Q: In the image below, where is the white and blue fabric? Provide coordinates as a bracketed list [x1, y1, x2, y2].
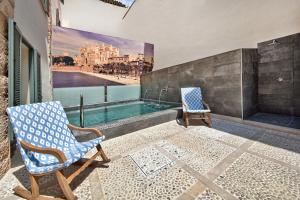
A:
[181, 87, 210, 113]
[7, 101, 104, 174]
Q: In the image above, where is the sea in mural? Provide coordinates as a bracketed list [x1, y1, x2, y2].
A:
[51, 26, 154, 88]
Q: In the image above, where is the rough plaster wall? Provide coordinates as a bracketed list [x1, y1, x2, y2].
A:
[14, 0, 52, 101]
[0, 0, 14, 179]
[61, 0, 300, 70]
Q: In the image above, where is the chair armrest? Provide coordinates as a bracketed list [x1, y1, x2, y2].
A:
[182, 102, 189, 111]
[202, 100, 210, 110]
[19, 140, 67, 163]
[67, 124, 104, 137]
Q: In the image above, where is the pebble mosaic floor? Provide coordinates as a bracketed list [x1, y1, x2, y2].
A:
[1, 118, 300, 200]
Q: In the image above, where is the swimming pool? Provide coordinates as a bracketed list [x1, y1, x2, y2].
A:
[66, 101, 178, 127]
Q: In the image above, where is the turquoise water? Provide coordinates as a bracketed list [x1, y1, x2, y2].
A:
[66, 101, 177, 127]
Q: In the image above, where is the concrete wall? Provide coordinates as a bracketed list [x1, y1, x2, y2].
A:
[141, 49, 245, 118]
[14, 0, 52, 101]
[61, 0, 124, 37]
[61, 0, 300, 70]
[0, 0, 14, 180]
[257, 33, 300, 116]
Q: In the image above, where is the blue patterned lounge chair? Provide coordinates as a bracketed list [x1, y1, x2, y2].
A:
[181, 87, 212, 127]
[6, 101, 110, 200]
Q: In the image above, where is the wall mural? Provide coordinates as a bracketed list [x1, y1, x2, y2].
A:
[52, 26, 154, 88]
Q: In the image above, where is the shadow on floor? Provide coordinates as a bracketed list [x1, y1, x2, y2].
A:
[176, 118, 208, 127]
[12, 164, 96, 198]
[246, 112, 300, 129]
[178, 116, 300, 155]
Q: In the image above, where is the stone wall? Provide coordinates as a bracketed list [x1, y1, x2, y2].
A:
[242, 49, 259, 118]
[294, 35, 300, 116]
[141, 49, 257, 118]
[0, 0, 14, 179]
[257, 33, 300, 116]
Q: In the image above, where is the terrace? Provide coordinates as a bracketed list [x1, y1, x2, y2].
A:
[0, 0, 299, 200]
[1, 119, 300, 199]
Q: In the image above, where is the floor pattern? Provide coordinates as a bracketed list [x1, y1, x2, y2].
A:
[1, 119, 300, 200]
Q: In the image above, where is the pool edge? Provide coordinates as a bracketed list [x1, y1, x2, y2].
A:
[74, 107, 182, 141]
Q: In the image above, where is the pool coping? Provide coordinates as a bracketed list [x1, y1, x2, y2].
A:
[73, 106, 182, 141]
[64, 99, 181, 111]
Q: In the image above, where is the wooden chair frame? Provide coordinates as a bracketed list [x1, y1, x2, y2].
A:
[182, 100, 212, 128]
[13, 125, 110, 200]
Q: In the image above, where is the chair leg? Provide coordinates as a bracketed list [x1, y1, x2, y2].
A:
[29, 174, 39, 199]
[96, 144, 111, 162]
[14, 172, 66, 200]
[55, 170, 77, 200]
[206, 113, 212, 127]
[183, 112, 189, 127]
[13, 186, 32, 200]
[13, 173, 40, 200]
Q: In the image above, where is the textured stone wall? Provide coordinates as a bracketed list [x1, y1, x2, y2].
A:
[294, 34, 300, 116]
[0, 0, 14, 179]
[242, 49, 259, 118]
[141, 49, 247, 118]
[257, 33, 300, 116]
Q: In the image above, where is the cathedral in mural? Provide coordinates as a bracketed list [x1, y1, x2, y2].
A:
[52, 26, 154, 88]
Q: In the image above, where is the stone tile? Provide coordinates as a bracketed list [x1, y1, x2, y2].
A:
[195, 188, 224, 200]
[248, 133, 300, 168]
[184, 181, 206, 198]
[2, 119, 300, 200]
[99, 132, 147, 158]
[129, 146, 173, 176]
[0, 167, 24, 199]
[97, 157, 197, 200]
[215, 153, 300, 200]
[140, 120, 184, 142]
[164, 133, 235, 175]
[211, 119, 258, 146]
[187, 126, 248, 147]
[0, 165, 93, 200]
[156, 140, 191, 159]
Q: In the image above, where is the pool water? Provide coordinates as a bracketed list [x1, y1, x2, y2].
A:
[66, 101, 177, 127]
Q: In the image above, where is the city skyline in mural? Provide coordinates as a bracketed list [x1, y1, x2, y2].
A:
[52, 26, 154, 88]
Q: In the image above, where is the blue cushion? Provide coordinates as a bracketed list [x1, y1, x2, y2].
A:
[7, 101, 103, 174]
[181, 87, 205, 112]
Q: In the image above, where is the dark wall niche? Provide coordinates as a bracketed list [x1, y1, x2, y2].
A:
[257, 33, 300, 116]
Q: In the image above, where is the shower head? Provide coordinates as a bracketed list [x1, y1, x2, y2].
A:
[268, 39, 280, 46]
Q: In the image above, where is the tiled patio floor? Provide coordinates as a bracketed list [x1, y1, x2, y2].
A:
[1, 118, 300, 200]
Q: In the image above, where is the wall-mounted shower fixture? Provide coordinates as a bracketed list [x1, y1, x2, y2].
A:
[268, 39, 280, 46]
[143, 89, 152, 100]
[277, 77, 283, 82]
[158, 87, 168, 104]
